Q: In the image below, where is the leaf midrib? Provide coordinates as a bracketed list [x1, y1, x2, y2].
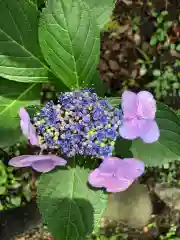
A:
[59, 1, 80, 88]
[27, 0, 37, 8]
[0, 83, 37, 117]
[0, 28, 51, 74]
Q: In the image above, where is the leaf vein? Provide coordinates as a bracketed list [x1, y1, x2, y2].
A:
[0, 83, 37, 117]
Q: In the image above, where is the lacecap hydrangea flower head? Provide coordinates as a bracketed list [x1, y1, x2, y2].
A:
[9, 89, 160, 192]
[33, 89, 122, 157]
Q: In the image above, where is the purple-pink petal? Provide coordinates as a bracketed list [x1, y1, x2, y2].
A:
[88, 169, 105, 188]
[19, 108, 31, 137]
[46, 155, 67, 166]
[32, 160, 55, 172]
[105, 178, 133, 192]
[140, 120, 160, 143]
[9, 154, 67, 172]
[9, 155, 33, 167]
[19, 108, 39, 146]
[119, 119, 147, 140]
[20, 120, 30, 137]
[99, 156, 120, 174]
[117, 158, 145, 180]
[121, 90, 137, 119]
[29, 124, 39, 146]
[119, 120, 139, 140]
[137, 91, 156, 119]
[19, 108, 30, 122]
[120, 118, 160, 143]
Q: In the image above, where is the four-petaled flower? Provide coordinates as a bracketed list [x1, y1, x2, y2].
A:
[88, 157, 144, 192]
[119, 90, 160, 143]
[9, 155, 67, 172]
[19, 108, 39, 146]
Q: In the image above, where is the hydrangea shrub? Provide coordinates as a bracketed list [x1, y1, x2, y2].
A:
[0, 0, 180, 239]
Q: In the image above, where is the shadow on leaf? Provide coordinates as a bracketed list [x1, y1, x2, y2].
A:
[38, 197, 94, 240]
[114, 137, 133, 158]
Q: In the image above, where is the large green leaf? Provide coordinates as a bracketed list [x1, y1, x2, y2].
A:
[31, 0, 37, 5]
[88, 71, 105, 97]
[83, 0, 116, 28]
[39, 0, 100, 89]
[38, 0, 45, 8]
[0, 78, 40, 148]
[0, 0, 51, 82]
[117, 102, 180, 166]
[37, 161, 107, 240]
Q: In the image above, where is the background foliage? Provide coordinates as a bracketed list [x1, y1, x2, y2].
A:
[0, 0, 180, 239]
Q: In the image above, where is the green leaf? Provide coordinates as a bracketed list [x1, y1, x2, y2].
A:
[170, 44, 176, 50]
[163, 21, 172, 29]
[11, 182, 22, 189]
[25, 105, 43, 119]
[0, 0, 51, 82]
[107, 97, 121, 107]
[157, 29, 165, 42]
[11, 196, 21, 206]
[0, 78, 40, 148]
[0, 201, 3, 210]
[31, 0, 37, 4]
[157, 16, 164, 24]
[152, 11, 158, 17]
[150, 36, 157, 46]
[23, 184, 32, 202]
[0, 186, 6, 195]
[37, 0, 45, 9]
[89, 71, 105, 97]
[83, 0, 116, 28]
[153, 69, 161, 77]
[130, 102, 180, 166]
[114, 137, 133, 158]
[39, 0, 100, 89]
[0, 161, 7, 185]
[37, 163, 107, 239]
[161, 10, 168, 17]
[176, 44, 180, 51]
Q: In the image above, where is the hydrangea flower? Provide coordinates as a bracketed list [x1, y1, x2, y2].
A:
[19, 108, 39, 146]
[119, 90, 160, 143]
[88, 157, 144, 192]
[9, 155, 67, 172]
[33, 89, 122, 157]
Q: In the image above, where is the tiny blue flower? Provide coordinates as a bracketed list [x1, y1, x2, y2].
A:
[33, 89, 122, 157]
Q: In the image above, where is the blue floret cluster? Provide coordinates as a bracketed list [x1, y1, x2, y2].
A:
[33, 89, 122, 157]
